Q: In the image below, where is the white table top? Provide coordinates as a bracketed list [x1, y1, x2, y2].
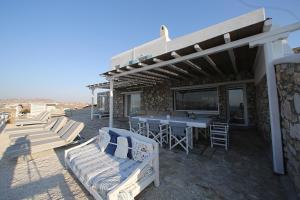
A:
[132, 115, 212, 128]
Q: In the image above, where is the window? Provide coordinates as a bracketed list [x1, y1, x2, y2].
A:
[125, 93, 141, 116]
[174, 88, 219, 113]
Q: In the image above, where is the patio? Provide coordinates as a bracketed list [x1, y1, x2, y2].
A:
[0, 108, 285, 199]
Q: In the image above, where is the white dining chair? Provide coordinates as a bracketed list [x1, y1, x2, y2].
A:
[169, 122, 193, 155]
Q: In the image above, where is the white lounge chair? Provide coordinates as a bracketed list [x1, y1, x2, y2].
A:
[65, 127, 159, 200]
[15, 111, 50, 126]
[5, 118, 84, 157]
[5, 117, 59, 134]
[8, 117, 68, 141]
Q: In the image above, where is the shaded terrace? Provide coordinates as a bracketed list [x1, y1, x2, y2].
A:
[0, 108, 286, 199]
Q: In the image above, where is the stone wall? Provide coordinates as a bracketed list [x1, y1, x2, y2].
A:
[112, 78, 257, 127]
[255, 76, 271, 142]
[275, 62, 300, 193]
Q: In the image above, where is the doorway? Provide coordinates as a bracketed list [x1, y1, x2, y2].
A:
[227, 86, 248, 126]
[124, 92, 141, 117]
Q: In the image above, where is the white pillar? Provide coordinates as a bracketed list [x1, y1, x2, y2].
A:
[91, 88, 95, 120]
[264, 42, 284, 174]
[109, 79, 114, 128]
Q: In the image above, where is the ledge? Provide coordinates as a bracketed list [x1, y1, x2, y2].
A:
[273, 54, 300, 65]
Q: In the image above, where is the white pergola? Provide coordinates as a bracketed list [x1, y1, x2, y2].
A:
[88, 21, 300, 175]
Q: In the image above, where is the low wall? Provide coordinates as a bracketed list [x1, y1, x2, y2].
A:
[275, 57, 300, 193]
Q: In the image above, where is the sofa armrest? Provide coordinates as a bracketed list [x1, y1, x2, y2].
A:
[107, 153, 157, 200]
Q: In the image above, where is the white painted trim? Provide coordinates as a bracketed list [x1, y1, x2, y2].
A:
[90, 88, 95, 120]
[224, 33, 238, 74]
[109, 79, 114, 128]
[264, 42, 284, 174]
[170, 79, 254, 90]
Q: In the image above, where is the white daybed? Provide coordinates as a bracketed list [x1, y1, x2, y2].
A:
[65, 127, 159, 200]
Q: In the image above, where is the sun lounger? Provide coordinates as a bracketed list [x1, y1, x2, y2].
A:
[5, 117, 59, 134]
[15, 111, 51, 126]
[4, 118, 84, 157]
[65, 127, 159, 200]
[8, 117, 67, 139]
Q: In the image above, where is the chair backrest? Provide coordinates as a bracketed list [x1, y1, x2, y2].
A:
[210, 122, 229, 133]
[57, 120, 76, 137]
[35, 111, 46, 120]
[44, 118, 58, 130]
[129, 118, 140, 130]
[147, 119, 160, 133]
[169, 122, 187, 137]
[40, 112, 50, 121]
[61, 122, 84, 142]
[51, 117, 68, 133]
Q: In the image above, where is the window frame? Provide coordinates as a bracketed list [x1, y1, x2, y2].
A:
[173, 87, 220, 114]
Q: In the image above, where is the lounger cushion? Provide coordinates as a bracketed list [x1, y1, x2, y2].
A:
[131, 137, 153, 162]
[66, 143, 153, 199]
[98, 129, 110, 152]
[114, 137, 128, 159]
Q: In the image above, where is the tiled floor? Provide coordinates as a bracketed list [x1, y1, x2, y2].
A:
[0, 108, 285, 199]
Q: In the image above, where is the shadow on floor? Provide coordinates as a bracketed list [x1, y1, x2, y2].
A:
[0, 137, 76, 200]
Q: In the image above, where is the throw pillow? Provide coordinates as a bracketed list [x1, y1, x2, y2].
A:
[114, 137, 128, 159]
[132, 137, 153, 161]
[98, 129, 110, 152]
[104, 130, 119, 155]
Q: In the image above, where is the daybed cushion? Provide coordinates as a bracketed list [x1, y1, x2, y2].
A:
[66, 143, 153, 199]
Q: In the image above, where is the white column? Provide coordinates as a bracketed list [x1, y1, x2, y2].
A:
[264, 42, 284, 174]
[109, 79, 114, 128]
[90, 88, 95, 120]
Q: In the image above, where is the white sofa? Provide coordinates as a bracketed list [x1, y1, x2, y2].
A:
[65, 127, 159, 200]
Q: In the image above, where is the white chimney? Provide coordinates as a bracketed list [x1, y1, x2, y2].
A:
[160, 25, 170, 41]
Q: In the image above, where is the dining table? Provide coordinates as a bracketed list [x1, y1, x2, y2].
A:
[132, 115, 212, 139]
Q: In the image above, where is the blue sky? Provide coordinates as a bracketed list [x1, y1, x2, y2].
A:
[0, 0, 299, 103]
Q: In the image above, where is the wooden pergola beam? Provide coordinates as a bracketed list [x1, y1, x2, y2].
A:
[224, 33, 238, 74]
[153, 58, 197, 79]
[171, 51, 210, 77]
[194, 44, 224, 77]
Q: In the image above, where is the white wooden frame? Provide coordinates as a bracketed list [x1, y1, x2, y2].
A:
[65, 127, 160, 200]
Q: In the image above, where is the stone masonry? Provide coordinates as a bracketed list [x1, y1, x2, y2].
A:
[112, 77, 257, 127]
[275, 61, 300, 194]
[255, 76, 271, 142]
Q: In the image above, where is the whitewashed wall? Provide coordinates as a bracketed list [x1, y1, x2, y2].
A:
[30, 104, 46, 116]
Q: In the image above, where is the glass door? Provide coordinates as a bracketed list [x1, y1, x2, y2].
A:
[125, 93, 141, 116]
[227, 87, 247, 126]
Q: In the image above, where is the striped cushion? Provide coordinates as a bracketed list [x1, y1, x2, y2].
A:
[66, 142, 153, 199]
